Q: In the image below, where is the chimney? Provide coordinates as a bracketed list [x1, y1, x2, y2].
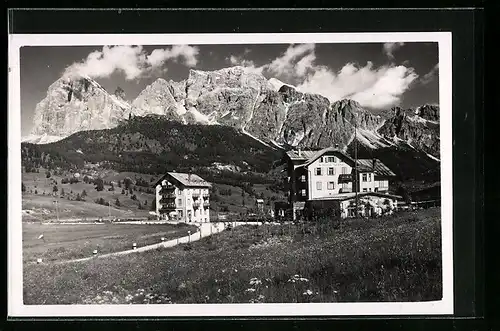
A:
[335, 144, 339, 149]
[297, 147, 301, 157]
[372, 158, 376, 169]
[188, 173, 192, 182]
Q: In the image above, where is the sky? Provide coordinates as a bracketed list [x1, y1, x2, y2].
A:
[20, 42, 439, 136]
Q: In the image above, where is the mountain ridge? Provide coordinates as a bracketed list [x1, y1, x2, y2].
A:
[26, 66, 440, 159]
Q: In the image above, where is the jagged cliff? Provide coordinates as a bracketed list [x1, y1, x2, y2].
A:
[25, 66, 440, 159]
[27, 75, 130, 141]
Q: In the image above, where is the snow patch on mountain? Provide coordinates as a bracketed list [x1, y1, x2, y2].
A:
[426, 153, 440, 162]
[242, 128, 274, 149]
[22, 134, 65, 144]
[268, 77, 295, 91]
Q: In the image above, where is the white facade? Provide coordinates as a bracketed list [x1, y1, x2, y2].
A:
[307, 154, 353, 199]
[156, 178, 210, 223]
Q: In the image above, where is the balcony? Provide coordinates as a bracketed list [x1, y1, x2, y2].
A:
[203, 201, 210, 207]
[193, 201, 201, 208]
[161, 192, 176, 199]
[160, 185, 175, 194]
[202, 193, 210, 199]
[338, 174, 352, 183]
[192, 192, 200, 199]
[159, 203, 176, 212]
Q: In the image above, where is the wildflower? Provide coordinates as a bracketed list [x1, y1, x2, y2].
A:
[205, 295, 210, 300]
[234, 268, 238, 272]
[245, 288, 256, 293]
[303, 290, 313, 296]
[217, 288, 221, 293]
[249, 278, 262, 286]
[258, 295, 265, 300]
[125, 294, 134, 301]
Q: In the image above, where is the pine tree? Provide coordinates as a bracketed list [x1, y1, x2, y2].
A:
[76, 193, 82, 201]
[82, 190, 87, 197]
[52, 185, 58, 193]
[115, 198, 121, 207]
[94, 178, 104, 191]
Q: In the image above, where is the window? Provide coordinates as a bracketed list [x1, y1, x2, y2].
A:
[327, 182, 335, 190]
[177, 199, 183, 206]
[300, 175, 306, 182]
[316, 182, 322, 190]
[328, 167, 335, 175]
[327, 156, 335, 163]
[301, 189, 306, 196]
[342, 167, 348, 174]
[368, 174, 372, 182]
[369, 188, 372, 192]
[315, 168, 322, 176]
[342, 183, 349, 189]
[375, 188, 379, 192]
[320, 157, 324, 163]
[363, 188, 368, 192]
[362, 174, 368, 182]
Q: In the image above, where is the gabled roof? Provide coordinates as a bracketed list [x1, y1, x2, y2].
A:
[286, 147, 355, 167]
[153, 172, 212, 188]
[286, 150, 320, 161]
[356, 159, 396, 177]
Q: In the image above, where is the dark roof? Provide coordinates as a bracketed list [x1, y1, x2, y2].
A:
[286, 147, 355, 167]
[153, 172, 211, 188]
[356, 159, 396, 177]
[286, 150, 320, 161]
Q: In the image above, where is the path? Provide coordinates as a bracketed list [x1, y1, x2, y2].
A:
[57, 222, 230, 264]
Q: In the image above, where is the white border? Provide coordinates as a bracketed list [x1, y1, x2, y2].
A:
[8, 32, 453, 317]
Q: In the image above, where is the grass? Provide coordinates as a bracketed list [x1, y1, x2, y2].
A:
[23, 208, 442, 305]
[23, 223, 198, 263]
[22, 169, 155, 221]
[22, 169, 280, 222]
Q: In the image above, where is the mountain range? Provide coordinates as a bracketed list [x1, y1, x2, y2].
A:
[23, 66, 440, 159]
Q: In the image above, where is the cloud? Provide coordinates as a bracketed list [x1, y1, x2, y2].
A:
[63, 44, 199, 80]
[228, 43, 419, 109]
[383, 42, 405, 60]
[227, 55, 266, 74]
[267, 44, 315, 77]
[296, 62, 419, 109]
[228, 44, 316, 78]
[420, 63, 439, 85]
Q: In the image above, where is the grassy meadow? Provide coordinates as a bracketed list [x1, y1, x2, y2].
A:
[23, 208, 442, 305]
[23, 223, 198, 263]
[22, 168, 280, 222]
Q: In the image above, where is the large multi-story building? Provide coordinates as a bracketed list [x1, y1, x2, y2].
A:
[153, 172, 211, 223]
[285, 147, 400, 219]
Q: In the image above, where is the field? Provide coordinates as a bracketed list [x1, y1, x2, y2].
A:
[23, 223, 199, 263]
[23, 208, 442, 305]
[22, 168, 284, 222]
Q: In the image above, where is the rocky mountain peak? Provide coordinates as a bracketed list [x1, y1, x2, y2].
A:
[114, 86, 126, 100]
[415, 104, 439, 122]
[29, 74, 130, 138]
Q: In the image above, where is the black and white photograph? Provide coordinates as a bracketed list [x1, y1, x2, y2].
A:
[8, 32, 453, 316]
